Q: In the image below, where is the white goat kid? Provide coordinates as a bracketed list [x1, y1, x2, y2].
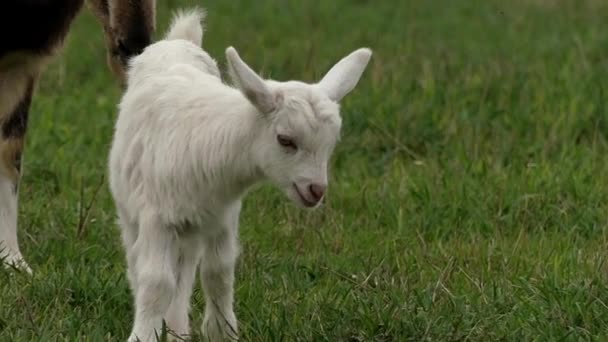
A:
[109, 8, 372, 342]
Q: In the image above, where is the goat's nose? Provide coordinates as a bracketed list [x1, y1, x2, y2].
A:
[309, 183, 327, 202]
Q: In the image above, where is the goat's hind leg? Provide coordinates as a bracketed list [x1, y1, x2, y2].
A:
[0, 75, 35, 274]
[86, 0, 156, 84]
[165, 235, 201, 340]
[128, 210, 179, 342]
[117, 210, 138, 292]
[200, 231, 239, 341]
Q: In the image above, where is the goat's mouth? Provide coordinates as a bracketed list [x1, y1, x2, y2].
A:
[293, 184, 317, 208]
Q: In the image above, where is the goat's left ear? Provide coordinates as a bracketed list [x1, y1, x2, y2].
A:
[317, 48, 372, 102]
[226, 47, 279, 114]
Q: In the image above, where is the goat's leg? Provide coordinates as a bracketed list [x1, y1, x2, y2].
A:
[200, 231, 239, 341]
[0, 74, 36, 274]
[86, 0, 156, 84]
[164, 238, 201, 340]
[128, 210, 179, 342]
[117, 210, 138, 293]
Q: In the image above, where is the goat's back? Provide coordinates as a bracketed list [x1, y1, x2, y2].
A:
[127, 40, 220, 86]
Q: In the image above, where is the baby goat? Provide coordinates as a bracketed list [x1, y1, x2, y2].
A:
[109, 8, 371, 342]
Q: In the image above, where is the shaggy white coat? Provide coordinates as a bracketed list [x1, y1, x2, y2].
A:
[109, 8, 371, 342]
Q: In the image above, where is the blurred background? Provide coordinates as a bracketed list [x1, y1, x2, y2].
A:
[1, 0, 608, 340]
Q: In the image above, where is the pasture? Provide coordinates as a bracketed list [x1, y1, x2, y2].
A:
[2, 0, 608, 340]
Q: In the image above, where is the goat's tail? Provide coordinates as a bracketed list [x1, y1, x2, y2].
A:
[165, 7, 205, 46]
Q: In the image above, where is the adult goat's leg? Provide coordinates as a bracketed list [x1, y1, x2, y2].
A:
[86, 0, 156, 84]
[0, 72, 36, 273]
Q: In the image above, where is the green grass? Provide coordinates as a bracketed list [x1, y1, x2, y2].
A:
[2, 0, 608, 340]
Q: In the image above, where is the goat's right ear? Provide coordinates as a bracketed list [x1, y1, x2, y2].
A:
[317, 48, 372, 102]
[226, 47, 278, 114]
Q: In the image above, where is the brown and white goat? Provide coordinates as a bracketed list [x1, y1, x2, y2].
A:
[0, 0, 156, 272]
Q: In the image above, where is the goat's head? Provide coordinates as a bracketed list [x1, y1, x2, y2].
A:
[226, 47, 372, 209]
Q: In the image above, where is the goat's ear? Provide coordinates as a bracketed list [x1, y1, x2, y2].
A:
[226, 47, 278, 114]
[317, 48, 372, 102]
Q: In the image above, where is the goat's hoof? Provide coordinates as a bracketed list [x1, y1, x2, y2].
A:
[202, 313, 238, 341]
[1, 251, 32, 274]
[127, 333, 143, 342]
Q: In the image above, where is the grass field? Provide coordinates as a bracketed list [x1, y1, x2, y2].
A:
[2, 0, 608, 340]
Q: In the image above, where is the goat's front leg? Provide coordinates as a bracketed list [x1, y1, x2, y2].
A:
[200, 231, 239, 341]
[0, 74, 36, 274]
[128, 211, 179, 342]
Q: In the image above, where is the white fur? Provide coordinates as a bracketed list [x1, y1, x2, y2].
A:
[0, 171, 29, 273]
[109, 8, 371, 342]
[164, 7, 205, 44]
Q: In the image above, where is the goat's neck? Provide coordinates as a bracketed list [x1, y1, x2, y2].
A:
[194, 101, 265, 200]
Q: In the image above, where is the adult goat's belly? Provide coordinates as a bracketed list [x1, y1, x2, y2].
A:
[0, 0, 85, 59]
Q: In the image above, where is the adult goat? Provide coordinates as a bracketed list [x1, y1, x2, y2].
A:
[0, 0, 156, 272]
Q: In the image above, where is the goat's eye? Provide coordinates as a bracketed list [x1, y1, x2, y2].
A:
[277, 135, 297, 150]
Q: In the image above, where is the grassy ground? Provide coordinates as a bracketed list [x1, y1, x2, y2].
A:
[2, 0, 608, 340]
